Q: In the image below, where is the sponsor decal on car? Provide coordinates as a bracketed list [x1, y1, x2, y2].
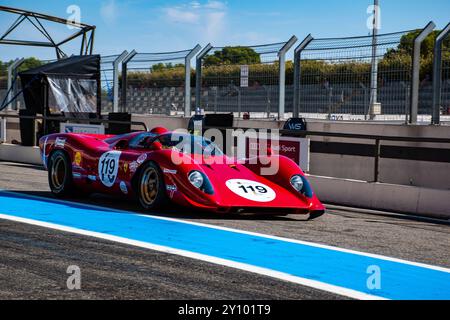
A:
[88, 175, 96, 182]
[137, 154, 147, 164]
[123, 162, 129, 173]
[225, 179, 276, 202]
[166, 184, 177, 198]
[73, 172, 82, 179]
[120, 181, 128, 195]
[98, 151, 122, 187]
[74, 152, 82, 166]
[55, 137, 66, 148]
[163, 168, 177, 175]
[129, 161, 139, 173]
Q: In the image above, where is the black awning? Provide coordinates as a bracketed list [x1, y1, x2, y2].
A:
[19, 55, 101, 115]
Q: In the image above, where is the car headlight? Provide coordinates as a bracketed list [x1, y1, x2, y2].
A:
[290, 175, 304, 192]
[188, 171, 204, 189]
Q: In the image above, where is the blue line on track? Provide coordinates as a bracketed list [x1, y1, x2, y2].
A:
[0, 190, 449, 300]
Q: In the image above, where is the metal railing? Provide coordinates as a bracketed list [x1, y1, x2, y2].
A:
[121, 46, 201, 117]
[432, 23, 450, 124]
[2, 22, 450, 124]
[0, 113, 148, 144]
[293, 30, 421, 121]
[195, 37, 297, 119]
[100, 53, 127, 113]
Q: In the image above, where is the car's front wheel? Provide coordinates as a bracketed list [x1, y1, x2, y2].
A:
[48, 150, 76, 197]
[137, 162, 168, 210]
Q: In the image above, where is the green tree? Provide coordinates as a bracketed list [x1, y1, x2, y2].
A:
[204, 46, 261, 66]
[0, 57, 43, 77]
[17, 57, 43, 72]
[388, 30, 450, 58]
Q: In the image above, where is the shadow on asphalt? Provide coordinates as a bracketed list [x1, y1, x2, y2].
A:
[8, 190, 304, 222]
[0, 162, 45, 171]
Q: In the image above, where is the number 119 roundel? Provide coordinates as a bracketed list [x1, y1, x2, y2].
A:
[39, 128, 325, 219]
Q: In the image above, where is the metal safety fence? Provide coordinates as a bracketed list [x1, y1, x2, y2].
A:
[100, 54, 120, 112]
[431, 23, 450, 124]
[195, 37, 296, 119]
[2, 21, 450, 124]
[440, 32, 450, 115]
[294, 30, 418, 120]
[121, 46, 200, 115]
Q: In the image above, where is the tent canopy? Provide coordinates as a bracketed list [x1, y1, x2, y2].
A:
[19, 55, 101, 115]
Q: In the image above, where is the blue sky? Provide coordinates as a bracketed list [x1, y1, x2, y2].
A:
[1, 0, 449, 61]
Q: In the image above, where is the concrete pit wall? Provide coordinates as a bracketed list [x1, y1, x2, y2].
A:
[2, 114, 450, 190]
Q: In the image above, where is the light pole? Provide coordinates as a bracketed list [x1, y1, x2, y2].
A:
[369, 0, 380, 119]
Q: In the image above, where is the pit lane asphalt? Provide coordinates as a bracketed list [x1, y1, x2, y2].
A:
[0, 161, 448, 299]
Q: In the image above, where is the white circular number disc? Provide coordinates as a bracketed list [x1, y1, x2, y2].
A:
[226, 179, 276, 202]
[98, 151, 121, 187]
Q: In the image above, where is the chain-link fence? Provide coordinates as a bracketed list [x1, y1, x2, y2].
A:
[296, 30, 419, 120]
[198, 42, 289, 118]
[100, 54, 118, 112]
[123, 49, 194, 115]
[0, 77, 6, 108]
[442, 39, 450, 115]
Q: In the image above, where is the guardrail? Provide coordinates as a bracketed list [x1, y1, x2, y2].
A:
[204, 125, 450, 183]
[0, 113, 149, 144]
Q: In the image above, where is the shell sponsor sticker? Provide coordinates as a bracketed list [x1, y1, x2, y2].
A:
[74, 152, 82, 166]
[225, 179, 276, 202]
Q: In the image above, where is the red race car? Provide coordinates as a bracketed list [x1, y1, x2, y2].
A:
[39, 128, 325, 219]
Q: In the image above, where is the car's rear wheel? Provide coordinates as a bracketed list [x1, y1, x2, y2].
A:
[48, 150, 76, 197]
[137, 162, 168, 210]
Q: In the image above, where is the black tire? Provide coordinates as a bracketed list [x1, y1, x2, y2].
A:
[137, 162, 168, 210]
[48, 150, 76, 197]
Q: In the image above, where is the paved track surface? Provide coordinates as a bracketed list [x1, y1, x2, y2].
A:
[0, 161, 448, 300]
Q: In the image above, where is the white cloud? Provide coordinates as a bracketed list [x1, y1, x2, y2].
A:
[163, 1, 227, 41]
[100, 0, 119, 25]
[166, 8, 199, 24]
[204, 1, 227, 10]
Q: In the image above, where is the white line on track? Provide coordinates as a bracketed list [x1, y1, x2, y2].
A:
[0, 213, 384, 300]
[2, 190, 449, 275]
[1, 190, 449, 300]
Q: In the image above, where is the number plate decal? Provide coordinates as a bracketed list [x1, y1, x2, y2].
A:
[98, 151, 122, 187]
[225, 179, 276, 202]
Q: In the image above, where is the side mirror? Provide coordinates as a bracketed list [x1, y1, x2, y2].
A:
[150, 141, 163, 151]
[114, 139, 129, 150]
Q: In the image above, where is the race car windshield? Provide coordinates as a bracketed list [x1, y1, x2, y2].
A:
[157, 133, 224, 156]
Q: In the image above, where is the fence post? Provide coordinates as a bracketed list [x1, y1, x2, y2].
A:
[121, 50, 137, 113]
[184, 44, 202, 117]
[7, 58, 24, 111]
[278, 36, 297, 120]
[195, 44, 213, 112]
[293, 34, 313, 118]
[409, 21, 435, 124]
[112, 51, 128, 113]
[369, 0, 381, 119]
[432, 22, 450, 125]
